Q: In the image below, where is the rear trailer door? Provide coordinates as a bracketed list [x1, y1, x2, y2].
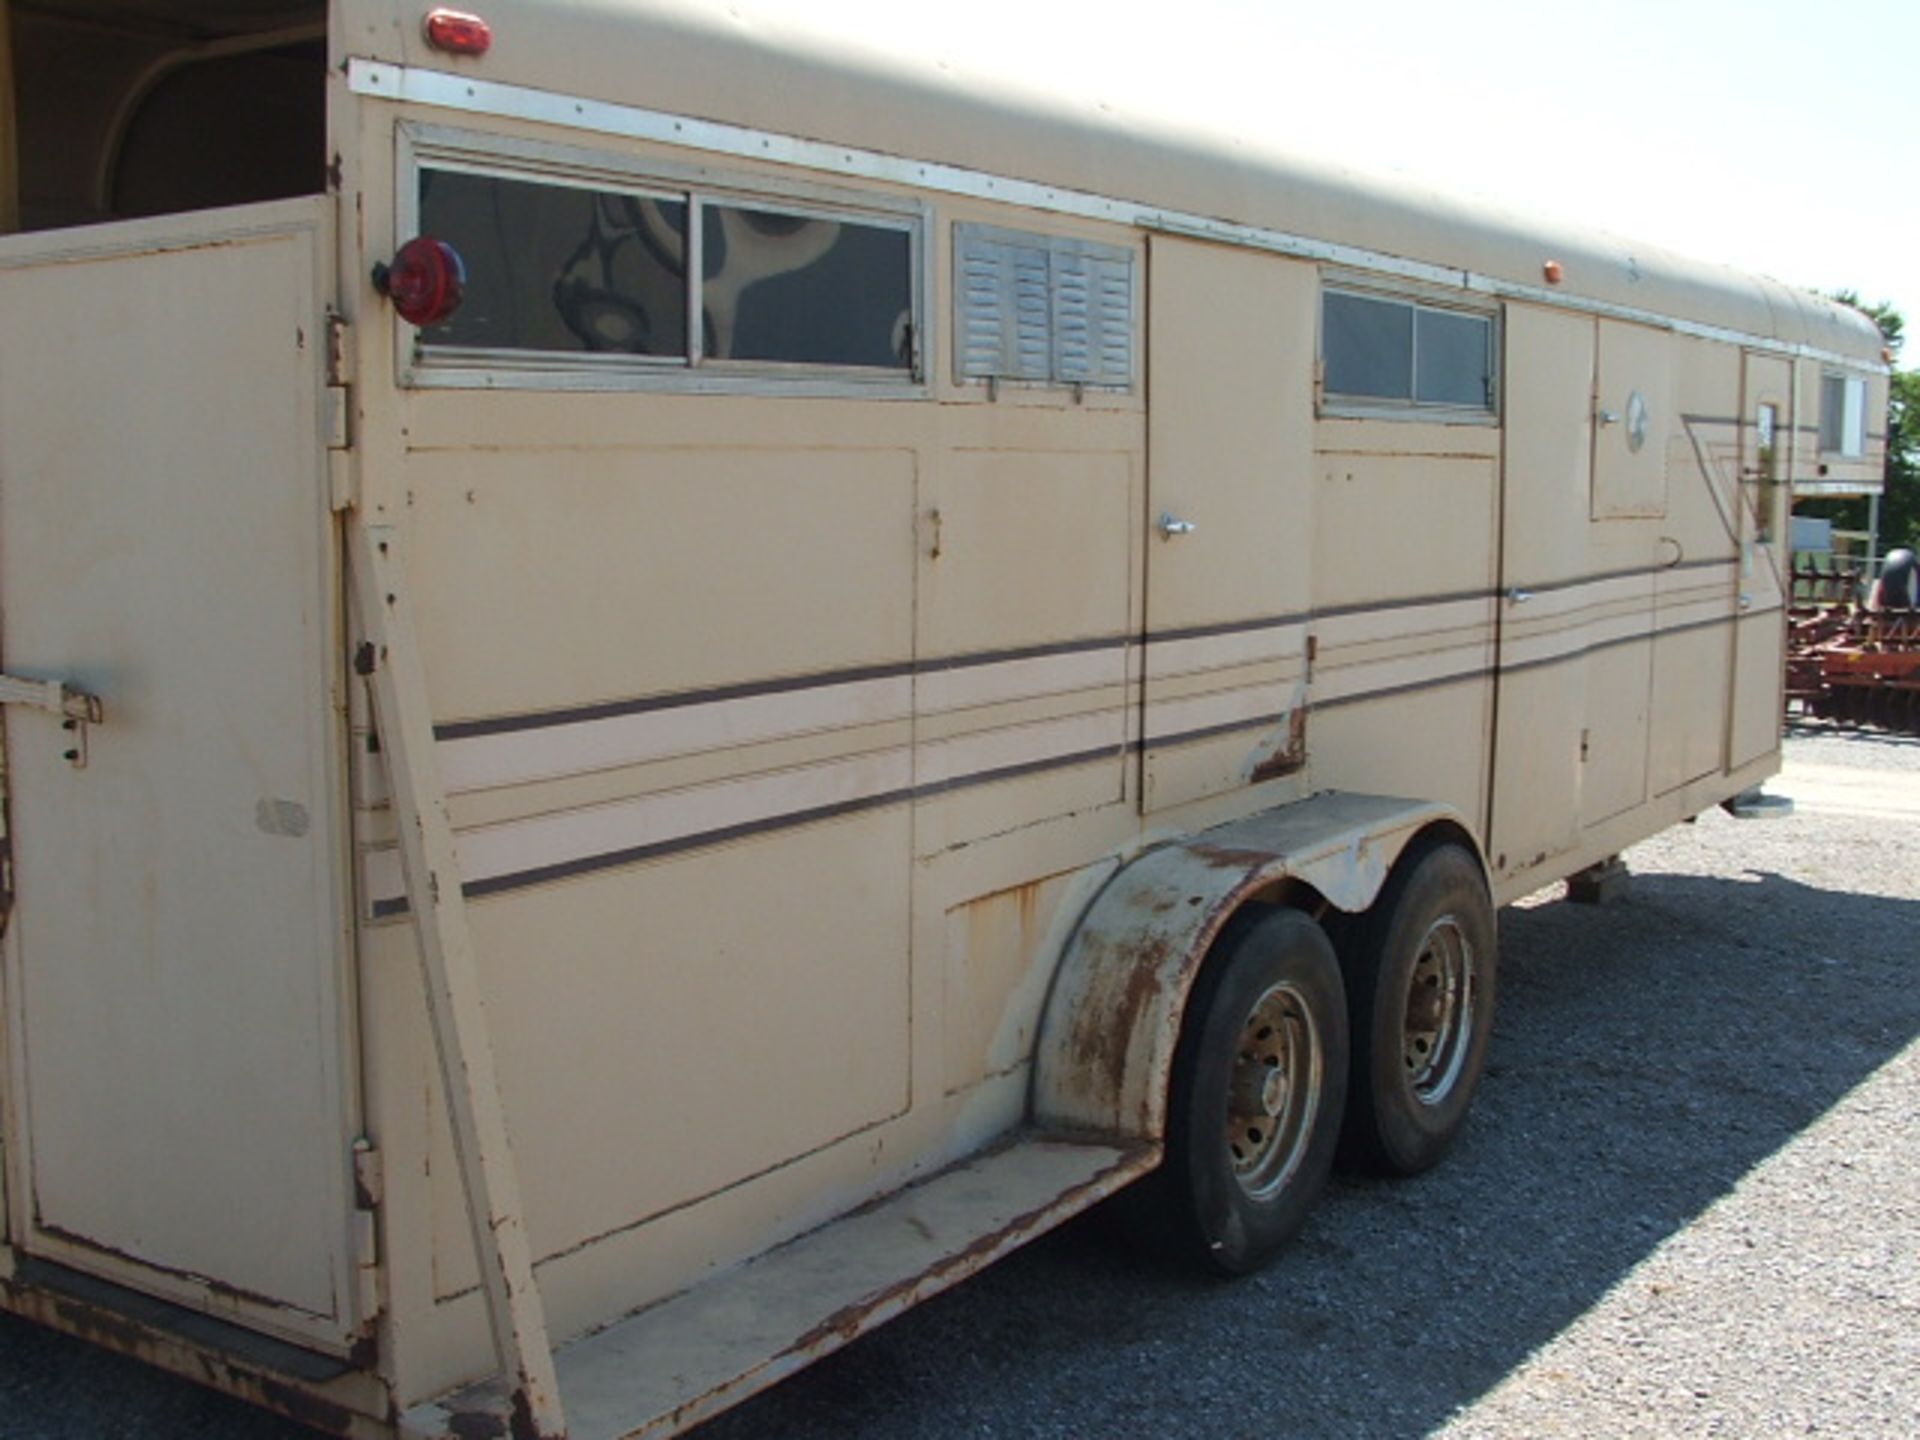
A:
[0, 199, 359, 1349]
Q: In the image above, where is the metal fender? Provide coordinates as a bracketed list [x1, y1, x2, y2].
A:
[1032, 792, 1480, 1140]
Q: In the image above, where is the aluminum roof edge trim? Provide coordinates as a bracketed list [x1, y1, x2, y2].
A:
[346, 59, 1888, 378]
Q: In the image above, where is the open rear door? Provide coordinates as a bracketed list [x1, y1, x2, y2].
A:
[0, 199, 358, 1350]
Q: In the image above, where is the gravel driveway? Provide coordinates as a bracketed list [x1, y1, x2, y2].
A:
[4, 723, 1916, 1439]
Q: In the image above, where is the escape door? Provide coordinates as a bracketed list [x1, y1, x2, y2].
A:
[1487, 305, 1592, 879]
[0, 200, 359, 1349]
[1141, 236, 1315, 813]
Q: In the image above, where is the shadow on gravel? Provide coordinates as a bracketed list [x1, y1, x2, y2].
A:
[3, 867, 1914, 1440]
[698, 865, 1920, 1440]
[1786, 716, 1920, 748]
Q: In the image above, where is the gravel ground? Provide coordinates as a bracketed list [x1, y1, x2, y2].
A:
[3, 722, 1916, 1439]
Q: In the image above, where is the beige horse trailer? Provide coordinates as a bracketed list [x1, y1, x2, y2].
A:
[0, 3, 1889, 1436]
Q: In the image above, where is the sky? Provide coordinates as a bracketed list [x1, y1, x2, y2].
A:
[811, 0, 1918, 368]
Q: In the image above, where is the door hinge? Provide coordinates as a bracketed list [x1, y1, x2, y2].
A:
[352, 1135, 384, 1210]
[326, 312, 354, 387]
[324, 383, 351, 451]
[0, 674, 103, 769]
[328, 450, 356, 514]
[325, 313, 357, 512]
[351, 1136, 385, 1318]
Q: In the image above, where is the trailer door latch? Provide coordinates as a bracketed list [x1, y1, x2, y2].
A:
[0, 674, 104, 769]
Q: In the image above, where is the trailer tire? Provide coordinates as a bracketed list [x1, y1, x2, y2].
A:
[1156, 906, 1348, 1275]
[1337, 840, 1496, 1176]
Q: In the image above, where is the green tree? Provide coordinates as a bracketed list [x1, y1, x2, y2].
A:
[1796, 296, 1917, 553]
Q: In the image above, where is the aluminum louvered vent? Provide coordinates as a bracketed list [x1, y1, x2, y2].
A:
[956, 224, 1134, 389]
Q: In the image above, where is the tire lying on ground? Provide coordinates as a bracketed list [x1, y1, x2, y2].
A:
[1336, 839, 1498, 1176]
[1151, 905, 1350, 1275]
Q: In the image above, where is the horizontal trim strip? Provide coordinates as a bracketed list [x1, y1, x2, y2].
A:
[1313, 634, 1494, 703]
[434, 635, 1128, 742]
[1147, 710, 1290, 750]
[373, 601, 1775, 914]
[1500, 608, 1757, 679]
[374, 731, 1129, 915]
[1144, 611, 1310, 646]
[379, 740, 1138, 915]
[347, 61, 1885, 376]
[1315, 662, 1487, 711]
[429, 559, 1736, 747]
[372, 784, 913, 917]
[1315, 601, 1774, 711]
[1145, 682, 1299, 744]
[434, 659, 916, 740]
[440, 675, 911, 794]
[1501, 554, 1731, 600]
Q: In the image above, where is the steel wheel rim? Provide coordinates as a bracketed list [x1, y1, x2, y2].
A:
[1225, 981, 1322, 1199]
[1403, 915, 1474, 1105]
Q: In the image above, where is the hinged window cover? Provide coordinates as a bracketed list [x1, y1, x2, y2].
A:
[955, 223, 1135, 390]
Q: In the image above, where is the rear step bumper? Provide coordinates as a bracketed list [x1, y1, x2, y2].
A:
[402, 1134, 1160, 1440]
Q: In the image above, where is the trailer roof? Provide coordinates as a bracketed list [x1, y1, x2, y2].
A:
[345, 0, 1883, 366]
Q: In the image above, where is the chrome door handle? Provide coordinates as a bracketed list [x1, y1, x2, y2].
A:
[1598, 409, 1620, 426]
[1507, 587, 1535, 604]
[1158, 512, 1197, 539]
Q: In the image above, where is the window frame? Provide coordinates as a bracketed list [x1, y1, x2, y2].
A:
[396, 123, 932, 398]
[1818, 369, 1869, 459]
[1317, 279, 1500, 425]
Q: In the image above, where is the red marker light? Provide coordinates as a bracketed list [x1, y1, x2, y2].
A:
[424, 9, 492, 56]
[375, 236, 466, 327]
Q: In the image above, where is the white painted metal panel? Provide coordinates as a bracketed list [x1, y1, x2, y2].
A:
[0, 200, 355, 1344]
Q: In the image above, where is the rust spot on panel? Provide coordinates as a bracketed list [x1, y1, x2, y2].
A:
[788, 1155, 1142, 1359]
[2, 1284, 361, 1437]
[1186, 844, 1281, 872]
[1068, 929, 1178, 1111]
[508, 1389, 565, 1440]
[1248, 708, 1309, 784]
[346, 1329, 379, 1371]
[1015, 877, 1040, 933]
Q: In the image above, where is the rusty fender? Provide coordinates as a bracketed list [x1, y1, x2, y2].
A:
[1032, 792, 1480, 1139]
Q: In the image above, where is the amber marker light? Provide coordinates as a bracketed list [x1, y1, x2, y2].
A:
[1543, 260, 1565, 285]
[424, 8, 493, 56]
[373, 237, 467, 328]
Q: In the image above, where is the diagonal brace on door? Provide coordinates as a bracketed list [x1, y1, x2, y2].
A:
[349, 521, 569, 1440]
